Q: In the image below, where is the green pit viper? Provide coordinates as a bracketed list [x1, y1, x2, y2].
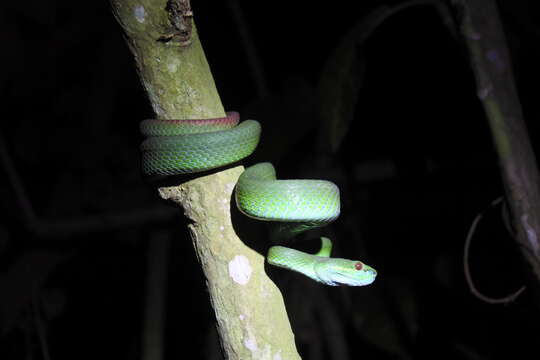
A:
[141, 111, 376, 286]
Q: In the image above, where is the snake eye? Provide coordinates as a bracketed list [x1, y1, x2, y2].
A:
[354, 262, 363, 270]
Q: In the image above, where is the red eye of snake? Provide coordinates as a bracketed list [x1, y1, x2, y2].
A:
[354, 262, 363, 270]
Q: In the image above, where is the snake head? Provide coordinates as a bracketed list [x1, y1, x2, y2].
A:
[313, 258, 377, 286]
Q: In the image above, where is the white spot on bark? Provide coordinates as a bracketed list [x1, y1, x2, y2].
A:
[134, 6, 146, 23]
[183, 86, 198, 98]
[229, 255, 252, 285]
[261, 345, 272, 358]
[219, 197, 230, 212]
[239, 314, 245, 321]
[220, 226, 225, 231]
[522, 214, 539, 253]
[167, 61, 178, 73]
[244, 333, 258, 351]
[243, 324, 274, 358]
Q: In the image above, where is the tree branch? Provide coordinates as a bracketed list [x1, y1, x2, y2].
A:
[452, 0, 540, 289]
[109, 1, 301, 358]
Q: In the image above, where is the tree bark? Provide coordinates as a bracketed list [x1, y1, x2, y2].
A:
[452, 0, 540, 288]
[109, 1, 301, 358]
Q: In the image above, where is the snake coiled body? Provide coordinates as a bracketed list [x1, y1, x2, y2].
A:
[141, 112, 376, 286]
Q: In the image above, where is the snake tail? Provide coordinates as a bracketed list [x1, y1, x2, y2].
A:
[315, 237, 332, 257]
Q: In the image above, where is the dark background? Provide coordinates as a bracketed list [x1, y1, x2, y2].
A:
[1, 0, 539, 359]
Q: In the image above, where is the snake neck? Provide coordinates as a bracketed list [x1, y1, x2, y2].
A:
[267, 246, 321, 282]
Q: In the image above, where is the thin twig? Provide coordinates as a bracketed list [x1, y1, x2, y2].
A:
[463, 197, 526, 304]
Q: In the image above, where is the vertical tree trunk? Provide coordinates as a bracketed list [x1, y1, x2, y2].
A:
[109, 1, 301, 358]
[453, 0, 540, 288]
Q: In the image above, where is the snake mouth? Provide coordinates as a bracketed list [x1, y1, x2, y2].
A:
[313, 261, 377, 286]
[330, 276, 375, 287]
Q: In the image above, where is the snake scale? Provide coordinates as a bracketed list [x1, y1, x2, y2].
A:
[141, 111, 376, 286]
